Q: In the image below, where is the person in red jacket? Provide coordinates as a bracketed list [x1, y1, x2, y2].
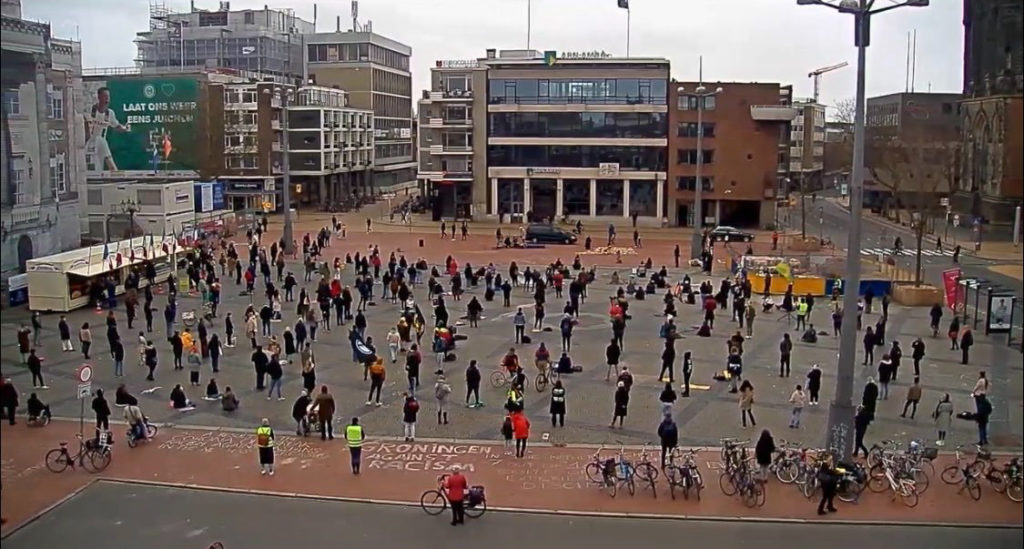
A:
[443, 465, 469, 526]
[512, 410, 531, 458]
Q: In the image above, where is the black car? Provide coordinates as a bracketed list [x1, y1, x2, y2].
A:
[525, 224, 578, 245]
[709, 225, 754, 243]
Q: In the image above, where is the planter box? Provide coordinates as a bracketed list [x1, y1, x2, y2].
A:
[892, 283, 943, 307]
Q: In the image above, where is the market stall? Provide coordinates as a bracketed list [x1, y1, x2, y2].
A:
[26, 235, 177, 312]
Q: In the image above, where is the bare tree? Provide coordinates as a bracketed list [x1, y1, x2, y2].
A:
[831, 98, 856, 126]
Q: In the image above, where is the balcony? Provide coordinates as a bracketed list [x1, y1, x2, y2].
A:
[750, 105, 799, 122]
[272, 141, 282, 152]
[225, 101, 258, 111]
[442, 170, 473, 180]
[430, 145, 473, 155]
[426, 117, 444, 128]
[429, 90, 474, 102]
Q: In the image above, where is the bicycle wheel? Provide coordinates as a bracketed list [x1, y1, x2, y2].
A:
[918, 459, 936, 479]
[754, 480, 766, 507]
[127, 434, 138, 449]
[635, 462, 659, 483]
[489, 371, 506, 389]
[913, 468, 930, 495]
[45, 449, 71, 473]
[966, 477, 982, 501]
[740, 482, 759, 508]
[666, 468, 678, 500]
[146, 424, 159, 438]
[719, 471, 738, 496]
[420, 490, 447, 515]
[534, 373, 547, 392]
[88, 447, 111, 473]
[605, 476, 617, 498]
[867, 472, 889, 494]
[899, 484, 919, 508]
[837, 479, 862, 503]
[987, 469, 1007, 494]
[802, 476, 819, 499]
[775, 460, 798, 484]
[941, 464, 963, 485]
[465, 498, 486, 518]
[624, 475, 636, 497]
[584, 462, 604, 484]
[868, 462, 887, 482]
[691, 471, 704, 502]
[1005, 476, 1023, 503]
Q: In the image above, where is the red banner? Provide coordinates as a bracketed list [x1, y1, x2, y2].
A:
[942, 268, 961, 311]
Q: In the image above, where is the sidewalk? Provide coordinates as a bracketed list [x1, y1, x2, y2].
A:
[2, 421, 1020, 536]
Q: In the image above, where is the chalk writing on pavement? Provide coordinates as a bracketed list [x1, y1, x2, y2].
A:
[158, 431, 327, 459]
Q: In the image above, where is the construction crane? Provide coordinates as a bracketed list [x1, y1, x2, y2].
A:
[808, 62, 849, 103]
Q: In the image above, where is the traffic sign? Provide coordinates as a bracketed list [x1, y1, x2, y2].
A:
[77, 382, 92, 399]
[76, 364, 93, 384]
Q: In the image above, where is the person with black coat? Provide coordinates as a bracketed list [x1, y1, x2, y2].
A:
[911, 337, 926, 377]
[806, 364, 822, 405]
[209, 334, 223, 373]
[975, 394, 992, 446]
[251, 346, 269, 390]
[960, 328, 974, 365]
[549, 380, 566, 427]
[754, 429, 776, 479]
[605, 338, 621, 381]
[659, 340, 676, 383]
[610, 381, 629, 428]
[929, 303, 943, 337]
[92, 389, 111, 431]
[465, 360, 482, 407]
[292, 390, 312, 435]
[862, 377, 879, 419]
[170, 331, 184, 370]
[861, 327, 875, 365]
[1, 378, 19, 425]
[681, 351, 694, 397]
[657, 414, 679, 467]
[854, 405, 872, 458]
[816, 457, 840, 515]
[889, 341, 903, 381]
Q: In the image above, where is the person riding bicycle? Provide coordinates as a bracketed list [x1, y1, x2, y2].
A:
[26, 392, 51, 424]
[534, 343, 551, 373]
[123, 402, 147, 441]
[501, 348, 520, 377]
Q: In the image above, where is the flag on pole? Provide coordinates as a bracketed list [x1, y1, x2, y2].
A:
[617, 0, 629, 9]
[102, 242, 110, 262]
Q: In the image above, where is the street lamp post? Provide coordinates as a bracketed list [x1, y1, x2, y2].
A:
[120, 199, 139, 239]
[797, 0, 930, 459]
[263, 87, 295, 256]
[678, 85, 723, 259]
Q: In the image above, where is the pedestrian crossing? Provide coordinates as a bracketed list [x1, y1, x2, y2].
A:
[859, 247, 955, 257]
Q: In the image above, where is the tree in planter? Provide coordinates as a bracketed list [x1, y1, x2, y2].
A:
[868, 137, 958, 285]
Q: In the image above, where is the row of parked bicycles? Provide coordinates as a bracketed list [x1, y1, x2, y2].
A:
[583, 438, 1022, 509]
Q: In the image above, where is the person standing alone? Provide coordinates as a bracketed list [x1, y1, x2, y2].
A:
[346, 417, 365, 474]
[443, 465, 469, 526]
[256, 418, 275, 475]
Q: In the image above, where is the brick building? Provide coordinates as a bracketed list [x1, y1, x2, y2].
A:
[668, 81, 795, 228]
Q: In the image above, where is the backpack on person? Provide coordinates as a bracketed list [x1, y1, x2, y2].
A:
[407, 399, 420, 413]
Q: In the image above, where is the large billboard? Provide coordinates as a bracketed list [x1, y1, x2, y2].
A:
[80, 77, 201, 177]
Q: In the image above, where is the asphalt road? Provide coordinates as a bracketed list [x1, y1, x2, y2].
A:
[3, 481, 1020, 549]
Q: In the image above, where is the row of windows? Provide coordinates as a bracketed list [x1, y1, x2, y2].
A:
[677, 95, 717, 111]
[488, 112, 667, 139]
[372, 68, 412, 97]
[373, 93, 411, 119]
[376, 143, 412, 160]
[676, 177, 714, 191]
[676, 122, 714, 138]
[2, 89, 63, 119]
[307, 43, 410, 71]
[489, 78, 668, 105]
[677, 149, 715, 164]
[487, 145, 666, 171]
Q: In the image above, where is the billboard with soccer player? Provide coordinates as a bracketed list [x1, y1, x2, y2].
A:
[79, 77, 200, 176]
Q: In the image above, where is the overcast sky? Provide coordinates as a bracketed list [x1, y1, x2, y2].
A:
[22, 0, 963, 110]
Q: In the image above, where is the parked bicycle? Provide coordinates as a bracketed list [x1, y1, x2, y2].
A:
[45, 433, 112, 474]
[665, 447, 704, 501]
[583, 445, 618, 498]
[632, 443, 659, 498]
[986, 457, 1023, 503]
[867, 454, 920, 507]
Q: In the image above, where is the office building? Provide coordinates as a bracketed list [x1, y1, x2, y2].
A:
[417, 59, 486, 218]
[956, 0, 1023, 225]
[482, 49, 670, 224]
[306, 31, 416, 192]
[864, 92, 962, 208]
[788, 100, 826, 192]
[1, 1, 85, 275]
[287, 85, 374, 204]
[134, 1, 310, 82]
[668, 82, 795, 228]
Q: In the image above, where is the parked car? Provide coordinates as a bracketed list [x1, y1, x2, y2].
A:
[525, 224, 578, 244]
[709, 226, 755, 243]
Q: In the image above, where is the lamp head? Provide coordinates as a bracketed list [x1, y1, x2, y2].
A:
[714, 87, 724, 94]
[695, 85, 706, 94]
[837, 0, 860, 11]
[677, 86, 685, 93]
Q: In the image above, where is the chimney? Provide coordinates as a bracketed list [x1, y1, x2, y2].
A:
[336, 15, 340, 32]
[486, 48, 496, 60]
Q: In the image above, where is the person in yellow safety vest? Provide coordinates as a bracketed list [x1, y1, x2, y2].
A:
[346, 417, 365, 475]
[796, 298, 810, 331]
[256, 418, 275, 476]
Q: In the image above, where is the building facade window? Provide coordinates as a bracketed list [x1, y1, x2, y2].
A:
[13, 168, 26, 204]
[489, 112, 667, 139]
[488, 145, 666, 171]
[676, 122, 715, 138]
[48, 88, 64, 119]
[677, 95, 716, 111]
[226, 155, 259, 169]
[676, 176, 714, 191]
[49, 154, 66, 193]
[563, 180, 590, 215]
[2, 89, 20, 115]
[489, 78, 667, 105]
[677, 149, 714, 165]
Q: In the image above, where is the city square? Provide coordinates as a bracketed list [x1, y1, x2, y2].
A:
[2, 0, 1023, 546]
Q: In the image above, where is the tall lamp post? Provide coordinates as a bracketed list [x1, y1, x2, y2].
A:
[677, 84, 722, 258]
[119, 199, 139, 239]
[797, 0, 929, 459]
[263, 87, 295, 256]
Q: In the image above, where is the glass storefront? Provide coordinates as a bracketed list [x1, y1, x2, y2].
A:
[629, 180, 657, 217]
[489, 78, 667, 105]
[595, 179, 624, 216]
[563, 180, 590, 216]
[489, 112, 667, 139]
[488, 145, 666, 171]
[497, 178, 524, 219]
